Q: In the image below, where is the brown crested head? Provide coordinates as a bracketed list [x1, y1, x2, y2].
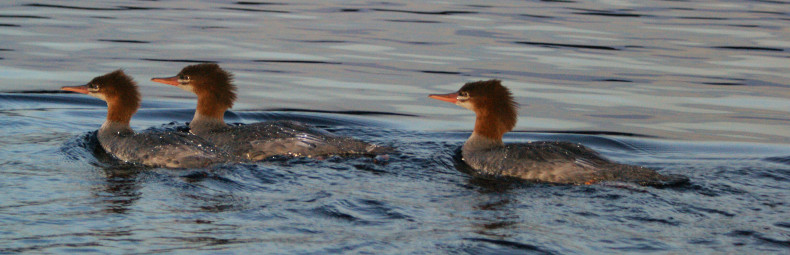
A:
[178, 63, 237, 110]
[458, 79, 518, 140]
[89, 70, 140, 122]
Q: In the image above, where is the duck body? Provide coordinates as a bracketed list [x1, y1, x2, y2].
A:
[63, 70, 229, 168]
[463, 139, 677, 185]
[192, 119, 381, 160]
[152, 63, 387, 161]
[97, 121, 226, 168]
[431, 79, 687, 186]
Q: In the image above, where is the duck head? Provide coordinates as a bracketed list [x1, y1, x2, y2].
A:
[62, 70, 140, 124]
[429, 79, 518, 141]
[151, 63, 236, 119]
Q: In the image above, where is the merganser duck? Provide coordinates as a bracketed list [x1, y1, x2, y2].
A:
[151, 63, 387, 160]
[61, 70, 229, 168]
[429, 79, 687, 186]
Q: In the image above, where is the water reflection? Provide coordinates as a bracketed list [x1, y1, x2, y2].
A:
[95, 168, 141, 214]
[467, 181, 521, 238]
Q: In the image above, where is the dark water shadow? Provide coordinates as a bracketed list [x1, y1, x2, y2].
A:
[220, 7, 289, 13]
[23, 3, 161, 11]
[0, 93, 106, 109]
[0, 93, 191, 120]
[384, 19, 442, 24]
[515, 41, 621, 51]
[371, 9, 477, 15]
[252, 60, 342, 65]
[572, 9, 645, 18]
[98, 39, 150, 44]
[142, 58, 218, 64]
[713, 46, 784, 52]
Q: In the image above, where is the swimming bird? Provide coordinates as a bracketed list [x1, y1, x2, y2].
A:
[429, 79, 686, 186]
[62, 70, 230, 168]
[151, 63, 388, 161]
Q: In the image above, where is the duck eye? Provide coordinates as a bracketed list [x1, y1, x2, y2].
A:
[179, 75, 190, 81]
[457, 91, 469, 99]
[88, 83, 99, 90]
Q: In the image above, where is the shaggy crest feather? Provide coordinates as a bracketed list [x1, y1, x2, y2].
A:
[460, 79, 518, 140]
[180, 63, 237, 117]
[91, 70, 139, 123]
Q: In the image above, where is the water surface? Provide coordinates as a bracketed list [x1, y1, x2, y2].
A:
[1, 1, 789, 254]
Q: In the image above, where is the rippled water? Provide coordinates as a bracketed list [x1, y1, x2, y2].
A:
[1, 1, 789, 254]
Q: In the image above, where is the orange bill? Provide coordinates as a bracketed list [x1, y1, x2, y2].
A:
[61, 85, 90, 94]
[151, 76, 179, 86]
[428, 92, 458, 103]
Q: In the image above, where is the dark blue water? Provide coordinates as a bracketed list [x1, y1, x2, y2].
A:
[1, 1, 789, 254]
[1, 93, 788, 253]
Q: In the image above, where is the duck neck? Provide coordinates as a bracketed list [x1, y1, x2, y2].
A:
[463, 132, 504, 152]
[463, 114, 507, 152]
[190, 96, 229, 134]
[100, 101, 134, 136]
[99, 121, 134, 136]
